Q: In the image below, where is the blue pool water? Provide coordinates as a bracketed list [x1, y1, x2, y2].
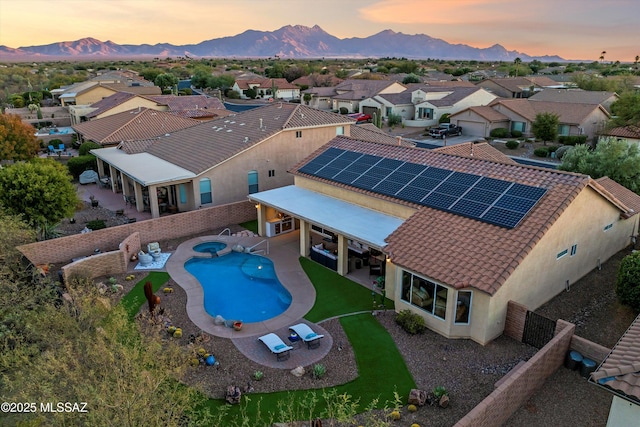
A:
[185, 252, 292, 323]
[193, 241, 227, 255]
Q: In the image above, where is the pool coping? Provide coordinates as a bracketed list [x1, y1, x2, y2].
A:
[165, 234, 316, 339]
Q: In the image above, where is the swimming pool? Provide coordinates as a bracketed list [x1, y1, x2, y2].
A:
[185, 251, 292, 323]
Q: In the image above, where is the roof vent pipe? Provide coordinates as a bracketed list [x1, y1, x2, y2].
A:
[259, 118, 263, 129]
[397, 136, 402, 145]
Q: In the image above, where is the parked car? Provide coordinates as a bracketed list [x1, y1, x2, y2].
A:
[347, 113, 373, 123]
[429, 123, 462, 138]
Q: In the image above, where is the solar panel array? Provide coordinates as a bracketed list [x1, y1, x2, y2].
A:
[299, 147, 547, 229]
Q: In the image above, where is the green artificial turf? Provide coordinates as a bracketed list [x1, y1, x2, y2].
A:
[119, 272, 170, 320]
[239, 219, 258, 234]
[300, 257, 394, 323]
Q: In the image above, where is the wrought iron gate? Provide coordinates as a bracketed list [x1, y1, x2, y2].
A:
[522, 311, 556, 349]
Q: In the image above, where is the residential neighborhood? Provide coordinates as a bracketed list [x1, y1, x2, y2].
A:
[1, 56, 640, 426]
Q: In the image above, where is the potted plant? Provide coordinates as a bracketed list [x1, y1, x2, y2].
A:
[233, 320, 243, 331]
[90, 195, 99, 207]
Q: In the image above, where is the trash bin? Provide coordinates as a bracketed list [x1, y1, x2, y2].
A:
[565, 350, 583, 371]
[580, 358, 596, 378]
[355, 258, 362, 269]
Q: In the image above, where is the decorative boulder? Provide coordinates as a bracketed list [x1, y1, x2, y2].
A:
[226, 385, 241, 404]
[439, 395, 450, 408]
[214, 315, 226, 325]
[290, 366, 306, 377]
[408, 389, 428, 406]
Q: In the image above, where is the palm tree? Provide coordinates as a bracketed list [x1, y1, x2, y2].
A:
[599, 50, 607, 63]
[514, 57, 522, 77]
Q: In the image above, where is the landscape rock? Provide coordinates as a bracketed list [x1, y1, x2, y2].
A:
[291, 366, 305, 377]
[408, 388, 428, 406]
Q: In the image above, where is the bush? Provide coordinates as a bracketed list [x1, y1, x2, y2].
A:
[615, 251, 640, 311]
[339, 107, 348, 115]
[558, 135, 588, 146]
[534, 147, 549, 157]
[78, 141, 102, 156]
[86, 219, 106, 231]
[505, 140, 519, 149]
[438, 113, 451, 124]
[547, 145, 560, 153]
[511, 130, 523, 138]
[433, 386, 449, 399]
[387, 113, 402, 127]
[395, 309, 426, 334]
[555, 145, 572, 160]
[490, 128, 509, 138]
[225, 90, 240, 99]
[66, 155, 97, 179]
[312, 363, 326, 379]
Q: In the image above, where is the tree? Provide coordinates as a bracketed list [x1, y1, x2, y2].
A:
[0, 158, 79, 227]
[531, 112, 559, 145]
[402, 73, 421, 84]
[615, 251, 640, 311]
[513, 57, 522, 77]
[0, 113, 40, 160]
[154, 73, 179, 93]
[599, 50, 607, 63]
[559, 137, 640, 194]
[609, 92, 640, 128]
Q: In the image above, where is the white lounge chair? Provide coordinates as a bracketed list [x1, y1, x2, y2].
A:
[147, 242, 161, 260]
[258, 333, 293, 361]
[289, 323, 324, 349]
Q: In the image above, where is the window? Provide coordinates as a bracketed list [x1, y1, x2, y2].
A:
[268, 169, 275, 177]
[570, 244, 578, 256]
[556, 249, 568, 260]
[511, 121, 526, 133]
[296, 130, 302, 138]
[558, 124, 570, 136]
[248, 170, 258, 194]
[455, 291, 472, 324]
[179, 184, 187, 204]
[400, 270, 449, 320]
[199, 178, 212, 205]
[418, 107, 433, 120]
[604, 223, 613, 231]
[386, 107, 392, 116]
[336, 126, 344, 135]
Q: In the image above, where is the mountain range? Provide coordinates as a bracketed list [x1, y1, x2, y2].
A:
[0, 25, 564, 62]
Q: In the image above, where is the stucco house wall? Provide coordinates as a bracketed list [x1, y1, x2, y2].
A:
[92, 97, 163, 120]
[74, 86, 118, 106]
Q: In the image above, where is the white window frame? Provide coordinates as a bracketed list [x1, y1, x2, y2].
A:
[454, 290, 472, 325]
[556, 249, 568, 260]
[604, 223, 613, 231]
[570, 244, 578, 257]
[199, 178, 212, 205]
[296, 130, 302, 138]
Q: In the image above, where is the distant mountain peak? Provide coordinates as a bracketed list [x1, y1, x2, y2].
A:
[3, 25, 565, 62]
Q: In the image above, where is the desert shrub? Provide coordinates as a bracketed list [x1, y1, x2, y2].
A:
[558, 135, 588, 146]
[312, 363, 326, 379]
[339, 107, 348, 115]
[555, 145, 572, 160]
[615, 251, 640, 312]
[395, 309, 426, 334]
[387, 113, 402, 127]
[511, 130, 523, 138]
[225, 90, 240, 99]
[438, 113, 451, 124]
[505, 140, 519, 149]
[49, 138, 63, 146]
[534, 147, 549, 157]
[66, 155, 97, 179]
[433, 386, 449, 399]
[490, 128, 509, 138]
[86, 219, 106, 230]
[78, 141, 102, 156]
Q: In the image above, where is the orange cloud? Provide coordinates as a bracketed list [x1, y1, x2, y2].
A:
[359, 0, 507, 25]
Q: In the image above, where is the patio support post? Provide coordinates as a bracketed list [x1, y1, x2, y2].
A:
[149, 186, 160, 219]
[299, 220, 310, 257]
[134, 183, 144, 212]
[256, 203, 266, 237]
[337, 234, 349, 276]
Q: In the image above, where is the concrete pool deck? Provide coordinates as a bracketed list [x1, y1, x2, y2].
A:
[165, 231, 333, 368]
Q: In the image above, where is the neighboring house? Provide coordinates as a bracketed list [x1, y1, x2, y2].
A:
[601, 125, 640, 145]
[58, 81, 161, 107]
[529, 89, 619, 113]
[72, 107, 200, 146]
[590, 313, 640, 427]
[303, 79, 407, 114]
[249, 137, 640, 344]
[292, 74, 343, 88]
[450, 98, 611, 139]
[70, 92, 229, 125]
[90, 104, 355, 218]
[476, 76, 558, 98]
[232, 78, 300, 100]
[359, 85, 496, 128]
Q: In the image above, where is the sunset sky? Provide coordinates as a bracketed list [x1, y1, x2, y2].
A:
[0, 0, 638, 62]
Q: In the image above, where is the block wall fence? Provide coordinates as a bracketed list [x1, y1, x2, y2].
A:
[18, 200, 256, 267]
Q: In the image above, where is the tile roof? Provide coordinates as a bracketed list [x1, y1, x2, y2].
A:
[479, 77, 541, 93]
[235, 77, 298, 90]
[595, 177, 640, 216]
[144, 103, 353, 175]
[292, 137, 628, 295]
[591, 314, 640, 404]
[604, 125, 640, 139]
[73, 108, 200, 145]
[529, 89, 617, 105]
[434, 142, 517, 164]
[490, 99, 610, 124]
[453, 105, 510, 122]
[420, 87, 484, 107]
[349, 124, 414, 147]
[333, 79, 404, 100]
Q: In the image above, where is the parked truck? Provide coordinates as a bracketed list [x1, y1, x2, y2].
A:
[429, 123, 462, 138]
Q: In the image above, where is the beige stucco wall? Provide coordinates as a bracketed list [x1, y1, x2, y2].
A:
[294, 176, 417, 220]
[482, 186, 636, 343]
[94, 98, 164, 120]
[75, 86, 118, 106]
[192, 125, 352, 208]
